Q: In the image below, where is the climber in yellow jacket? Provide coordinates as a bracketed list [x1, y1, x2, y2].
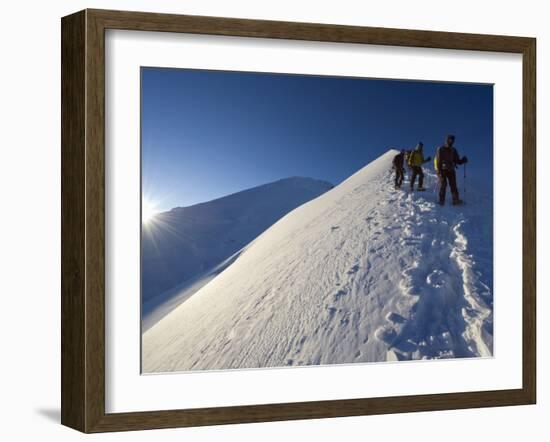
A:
[407, 142, 431, 191]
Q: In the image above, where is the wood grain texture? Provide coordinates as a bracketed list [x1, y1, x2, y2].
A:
[522, 38, 536, 403]
[90, 389, 531, 433]
[60, 8, 537, 433]
[84, 9, 107, 432]
[90, 8, 532, 53]
[61, 10, 86, 432]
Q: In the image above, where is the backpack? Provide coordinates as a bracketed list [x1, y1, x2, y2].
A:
[408, 150, 423, 167]
[393, 153, 403, 168]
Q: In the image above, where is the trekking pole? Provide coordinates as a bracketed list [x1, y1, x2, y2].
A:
[463, 163, 467, 199]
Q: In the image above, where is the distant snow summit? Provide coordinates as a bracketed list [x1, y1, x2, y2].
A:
[141, 176, 333, 315]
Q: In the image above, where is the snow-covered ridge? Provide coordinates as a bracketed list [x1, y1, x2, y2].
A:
[142, 150, 493, 372]
[141, 176, 333, 307]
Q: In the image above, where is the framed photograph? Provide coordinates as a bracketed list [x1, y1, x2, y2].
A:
[61, 9, 536, 433]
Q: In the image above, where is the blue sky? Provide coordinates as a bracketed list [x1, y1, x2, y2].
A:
[141, 67, 493, 211]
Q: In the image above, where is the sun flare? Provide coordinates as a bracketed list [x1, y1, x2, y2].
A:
[142, 198, 157, 224]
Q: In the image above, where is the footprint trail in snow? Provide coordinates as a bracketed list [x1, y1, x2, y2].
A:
[142, 151, 493, 372]
[372, 173, 493, 361]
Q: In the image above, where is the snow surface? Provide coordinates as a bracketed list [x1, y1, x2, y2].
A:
[141, 177, 333, 312]
[142, 150, 493, 373]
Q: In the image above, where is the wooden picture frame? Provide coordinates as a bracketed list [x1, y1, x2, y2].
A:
[61, 8, 536, 433]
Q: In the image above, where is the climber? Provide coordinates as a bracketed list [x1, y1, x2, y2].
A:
[407, 142, 431, 191]
[434, 134, 468, 205]
[392, 149, 406, 188]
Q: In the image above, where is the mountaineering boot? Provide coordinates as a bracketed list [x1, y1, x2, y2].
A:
[452, 198, 464, 206]
[438, 199, 445, 206]
[417, 187, 427, 191]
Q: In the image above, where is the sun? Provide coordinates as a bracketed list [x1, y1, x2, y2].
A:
[142, 198, 157, 224]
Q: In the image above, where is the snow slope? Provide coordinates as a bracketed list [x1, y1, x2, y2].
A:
[141, 177, 333, 309]
[142, 150, 493, 372]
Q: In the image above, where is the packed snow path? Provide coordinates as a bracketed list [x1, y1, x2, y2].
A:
[142, 150, 493, 372]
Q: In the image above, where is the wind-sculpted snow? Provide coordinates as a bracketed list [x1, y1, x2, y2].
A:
[142, 150, 493, 372]
[141, 177, 333, 307]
